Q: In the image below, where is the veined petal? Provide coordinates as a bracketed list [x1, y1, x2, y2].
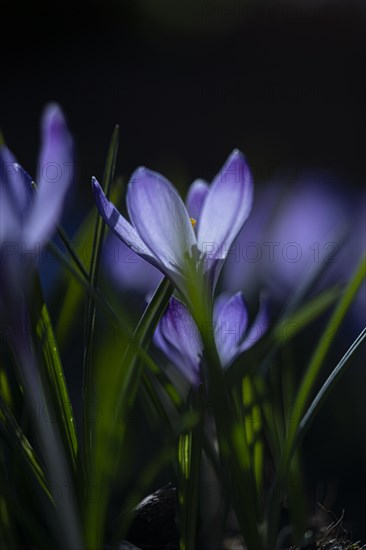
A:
[154, 297, 203, 388]
[197, 149, 253, 274]
[26, 104, 74, 247]
[126, 167, 197, 281]
[92, 177, 159, 266]
[185, 179, 209, 221]
[214, 291, 249, 367]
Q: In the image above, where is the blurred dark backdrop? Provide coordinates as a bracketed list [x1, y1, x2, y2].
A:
[2, 0, 365, 542]
[1, 0, 365, 203]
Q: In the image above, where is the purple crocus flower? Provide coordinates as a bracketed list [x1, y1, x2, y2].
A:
[0, 103, 73, 305]
[92, 150, 253, 302]
[153, 293, 268, 388]
[101, 175, 237, 297]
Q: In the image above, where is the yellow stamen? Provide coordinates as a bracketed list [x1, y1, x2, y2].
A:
[190, 217, 197, 228]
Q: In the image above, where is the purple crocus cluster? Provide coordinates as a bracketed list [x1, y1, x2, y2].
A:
[94, 158, 365, 387]
[92, 150, 271, 387]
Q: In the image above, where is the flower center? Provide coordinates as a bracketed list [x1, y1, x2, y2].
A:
[190, 217, 197, 228]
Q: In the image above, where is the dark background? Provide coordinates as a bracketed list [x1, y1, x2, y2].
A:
[2, 0, 365, 543]
[2, 1, 365, 200]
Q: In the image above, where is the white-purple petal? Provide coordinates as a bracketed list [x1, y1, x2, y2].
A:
[126, 167, 197, 282]
[0, 147, 32, 224]
[26, 104, 74, 247]
[153, 297, 203, 388]
[197, 149, 253, 276]
[214, 291, 249, 367]
[185, 179, 209, 221]
[92, 177, 160, 265]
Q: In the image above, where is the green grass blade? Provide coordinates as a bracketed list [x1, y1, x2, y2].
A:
[178, 388, 204, 550]
[10, 333, 83, 549]
[57, 224, 89, 279]
[55, 182, 125, 347]
[117, 278, 175, 407]
[297, 326, 366, 447]
[242, 376, 263, 498]
[225, 286, 340, 388]
[199, 325, 262, 549]
[82, 126, 119, 463]
[289, 255, 365, 444]
[0, 395, 52, 502]
[266, 253, 366, 547]
[46, 243, 175, 382]
[31, 277, 78, 473]
[85, 276, 174, 550]
[274, 286, 341, 344]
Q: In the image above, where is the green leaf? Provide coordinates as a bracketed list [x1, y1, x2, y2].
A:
[178, 387, 204, 550]
[84, 276, 174, 550]
[199, 322, 262, 550]
[265, 253, 366, 547]
[242, 376, 263, 498]
[55, 180, 125, 347]
[31, 277, 78, 474]
[83, 125, 120, 462]
[274, 286, 341, 344]
[0, 395, 52, 502]
[296, 326, 366, 449]
[9, 333, 83, 549]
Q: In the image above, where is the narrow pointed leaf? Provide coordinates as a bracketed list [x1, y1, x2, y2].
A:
[83, 125, 119, 459]
[0, 396, 52, 502]
[31, 277, 78, 473]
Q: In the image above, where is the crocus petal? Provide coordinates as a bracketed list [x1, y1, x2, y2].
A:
[154, 324, 200, 388]
[26, 104, 74, 247]
[92, 177, 162, 270]
[214, 291, 249, 367]
[197, 150, 253, 276]
[239, 299, 269, 353]
[126, 168, 197, 284]
[185, 179, 209, 221]
[153, 297, 203, 388]
[0, 146, 32, 221]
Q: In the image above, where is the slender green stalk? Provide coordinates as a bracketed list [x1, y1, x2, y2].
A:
[198, 309, 262, 550]
[0, 395, 52, 502]
[57, 224, 89, 280]
[82, 126, 119, 467]
[178, 386, 204, 550]
[31, 277, 78, 474]
[296, 326, 366, 448]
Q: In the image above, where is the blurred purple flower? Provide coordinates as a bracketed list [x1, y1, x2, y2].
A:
[102, 233, 163, 295]
[223, 174, 357, 300]
[93, 149, 253, 301]
[0, 103, 73, 305]
[153, 293, 268, 388]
